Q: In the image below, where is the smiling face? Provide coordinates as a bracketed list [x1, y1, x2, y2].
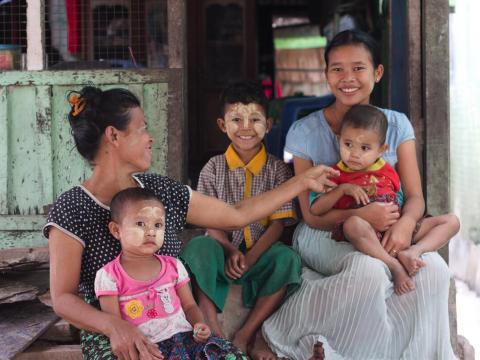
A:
[325, 44, 384, 107]
[109, 199, 166, 256]
[339, 126, 387, 171]
[117, 107, 153, 172]
[217, 102, 272, 160]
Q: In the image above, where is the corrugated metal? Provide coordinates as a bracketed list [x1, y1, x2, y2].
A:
[0, 70, 169, 249]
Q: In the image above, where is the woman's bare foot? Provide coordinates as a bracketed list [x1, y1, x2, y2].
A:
[248, 331, 278, 360]
[390, 261, 415, 295]
[232, 330, 250, 354]
[398, 247, 426, 276]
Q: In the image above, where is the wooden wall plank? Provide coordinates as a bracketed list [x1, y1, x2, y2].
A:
[144, 83, 169, 175]
[0, 215, 46, 231]
[407, 0, 424, 179]
[50, 86, 91, 199]
[424, 0, 450, 216]
[0, 230, 48, 249]
[0, 70, 169, 86]
[0, 301, 57, 360]
[0, 87, 7, 214]
[167, 70, 185, 180]
[8, 87, 52, 215]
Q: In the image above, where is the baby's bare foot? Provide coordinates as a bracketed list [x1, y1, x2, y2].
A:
[398, 248, 426, 276]
[391, 262, 415, 295]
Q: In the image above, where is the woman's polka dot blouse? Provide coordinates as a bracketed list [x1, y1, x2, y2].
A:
[43, 173, 191, 302]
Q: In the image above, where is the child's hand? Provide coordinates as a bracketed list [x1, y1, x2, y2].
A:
[193, 322, 211, 342]
[225, 249, 246, 280]
[303, 165, 340, 193]
[340, 184, 370, 205]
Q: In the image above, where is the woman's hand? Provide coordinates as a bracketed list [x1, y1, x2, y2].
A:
[106, 316, 164, 360]
[381, 216, 417, 254]
[358, 202, 400, 232]
[193, 322, 212, 342]
[302, 165, 340, 193]
[225, 249, 246, 280]
[340, 184, 370, 206]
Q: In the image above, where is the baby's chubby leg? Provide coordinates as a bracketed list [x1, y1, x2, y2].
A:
[343, 216, 415, 295]
[398, 213, 460, 276]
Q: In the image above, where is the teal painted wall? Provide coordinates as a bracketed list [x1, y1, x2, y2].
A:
[0, 70, 169, 249]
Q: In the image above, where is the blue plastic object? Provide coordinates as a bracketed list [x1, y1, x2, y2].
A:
[265, 94, 335, 160]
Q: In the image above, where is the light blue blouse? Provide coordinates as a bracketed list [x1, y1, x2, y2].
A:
[284, 108, 415, 168]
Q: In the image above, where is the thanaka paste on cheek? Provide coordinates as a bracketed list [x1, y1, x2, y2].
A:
[122, 206, 165, 248]
[138, 206, 165, 245]
[224, 103, 267, 137]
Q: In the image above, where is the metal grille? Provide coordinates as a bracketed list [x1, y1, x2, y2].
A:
[0, 0, 27, 70]
[46, 0, 168, 70]
[1, 0, 168, 70]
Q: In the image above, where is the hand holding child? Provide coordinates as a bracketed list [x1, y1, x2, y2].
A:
[193, 322, 211, 342]
[225, 249, 246, 279]
[340, 184, 370, 206]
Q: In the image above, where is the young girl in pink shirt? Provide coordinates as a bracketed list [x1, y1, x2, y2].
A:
[94, 187, 246, 359]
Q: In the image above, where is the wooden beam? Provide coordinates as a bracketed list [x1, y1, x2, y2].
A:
[406, 0, 424, 178]
[0, 87, 8, 214]
[423, 0, 458, 354]
[26, 0, 45, 70]
[167, 0, 186, 181]
[168, 0, 185, 69]
[0, 301, 58, 360]
[423, 1, 450, 234]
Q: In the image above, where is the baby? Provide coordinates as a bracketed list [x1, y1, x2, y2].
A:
[310, 104, 460, 294]
[94, 187, 246, 359]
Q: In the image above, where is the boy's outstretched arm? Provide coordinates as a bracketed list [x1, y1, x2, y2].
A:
[245, 219, 284, 269]
[187, 165, 339, 230]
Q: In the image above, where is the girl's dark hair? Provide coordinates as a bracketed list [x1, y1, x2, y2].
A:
[219, 81, 268, 117]
[67, 86, 141, 162]
[110, 187, 164, 222]
[324, 29, 381, 67]
[341, 105, 388, 145]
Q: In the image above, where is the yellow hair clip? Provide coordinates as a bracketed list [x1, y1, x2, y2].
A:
[68, 94, 86, 117]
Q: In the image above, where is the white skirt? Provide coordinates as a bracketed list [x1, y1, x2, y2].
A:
[262, 222, 457, 360]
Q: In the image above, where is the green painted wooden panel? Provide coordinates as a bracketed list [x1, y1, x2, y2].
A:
[0, 70, 170, 249]
[51, 85, 92, 199]
[0, 87, 7, 214]
[144, 84, 168, 174]
[7, 86, 53, 215]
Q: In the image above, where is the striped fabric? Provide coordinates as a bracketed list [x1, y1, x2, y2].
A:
[262, 223, 457, 360]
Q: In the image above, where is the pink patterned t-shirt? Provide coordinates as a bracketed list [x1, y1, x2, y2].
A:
[94, 254, 193, 343]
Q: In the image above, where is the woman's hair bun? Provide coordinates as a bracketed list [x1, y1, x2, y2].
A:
[66, 86, 140, 162]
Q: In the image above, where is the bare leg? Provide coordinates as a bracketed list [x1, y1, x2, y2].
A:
[398, 214, 460, 276]
[194, 284, 224, 338]
[343, 216, 415, 295]
[249, 330, 278, 360]
[235, 287, 286, 357]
